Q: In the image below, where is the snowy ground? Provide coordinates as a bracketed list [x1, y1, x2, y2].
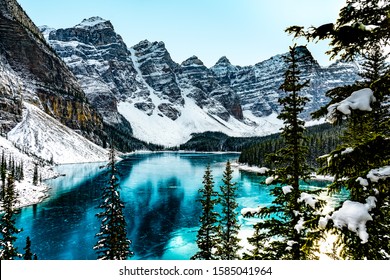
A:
[0, 135, 58, 209]
[1, 102, 110, 209]
[8, 102, 108, 164]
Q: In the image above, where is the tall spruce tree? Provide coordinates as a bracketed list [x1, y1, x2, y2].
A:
[23, 236, 33, 260]
[94, 147, 133, 260]
[244, 45, 323, 260]
[287, 0, 390, 259]
[32, 163, 38, 186]
[1, 150, 6, 200]
[0, 175, 21, 260]
[191, 165, 219, 260]
[215, 160, 241, 260]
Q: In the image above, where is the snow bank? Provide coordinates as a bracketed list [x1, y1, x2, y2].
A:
[0, 136, 58, 209]
[320, 196, 377, 243]
[327, 88, 375, 123]
[231, 163, 269, 174]
[310, 173, 334, 181]
[8, 102, 108, 164]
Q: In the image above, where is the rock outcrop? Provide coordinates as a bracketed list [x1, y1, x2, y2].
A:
[0, 0, 105, 145]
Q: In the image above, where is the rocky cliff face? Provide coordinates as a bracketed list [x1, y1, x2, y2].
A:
[211, 46, 361, 119]
[42, 17, 361, 146]
[0, 0, 104, 145]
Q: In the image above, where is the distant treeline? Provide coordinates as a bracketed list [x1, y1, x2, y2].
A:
[176, 123, 344, 169]
[177, 132, 272, 152]
[238, 123, 344, 169]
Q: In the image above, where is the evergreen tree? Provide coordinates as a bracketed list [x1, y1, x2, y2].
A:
[1, 150, 6, 200]
[360, 45, 389, 83]
[23, 236, 33, 260]
[244, 45, 323, 260]
[94, 147, 133, 260]
[0, 175, 21, 260]
[288, 0, 390, 259]
[215, 160, 241, 260]
[286, 0, 390, 61]
[192, 165, 219, 260]
[32, 163, 38, 186]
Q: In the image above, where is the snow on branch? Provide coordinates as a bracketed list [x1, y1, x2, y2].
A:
[319, 196, 377, 243]
[241, 206, 262, 218]
[298, 192, 318, 209]
[367, 166, 390, 182]
[326, 88, 376, 123]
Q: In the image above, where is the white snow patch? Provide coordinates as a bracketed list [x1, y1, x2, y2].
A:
[265, 176, 275, 185]
[327, 88, 376, 123]
[74, 17, 110, 30]
[367, 166, 390, 182]
[0, 136, 58, 209]
[231, 163, 269, 174]
[8, 102, 108, 164]
[356, 177, 369, 187]
[282, 185, 293, 194]
[327, 196, 377, 243]
[298, 192, 318, 209]
[286, 240, 298, 251]
[241, 206, 262, 217]
[341, 147, 354, 155]
[118, 95, 285, 147]
[294, 217, 305, 233]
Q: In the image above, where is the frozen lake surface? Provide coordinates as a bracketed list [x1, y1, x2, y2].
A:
[15, 152, 330, 260]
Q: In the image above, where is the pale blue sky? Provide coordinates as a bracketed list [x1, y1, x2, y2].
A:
[18, 0, 345, 67]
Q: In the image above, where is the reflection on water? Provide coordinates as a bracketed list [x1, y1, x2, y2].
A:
[14, 152, 337, 260]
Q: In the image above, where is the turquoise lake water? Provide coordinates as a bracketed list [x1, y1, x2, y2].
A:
[14, 152, 332, 260]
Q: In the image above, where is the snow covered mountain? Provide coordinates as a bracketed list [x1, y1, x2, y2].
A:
[0, 0, 116, 175]
[42, 17, 361, 146]
[0, 0, 105, 146]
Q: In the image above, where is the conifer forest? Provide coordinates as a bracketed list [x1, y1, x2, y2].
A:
[1, 0, 389, 261]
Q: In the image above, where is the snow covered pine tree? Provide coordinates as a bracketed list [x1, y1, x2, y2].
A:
[94, 147, 133, 260]
[0, 175, 21, 260]
[244, 45, 324, 260]
[216, 160, 242, 260]
[287, 0, 390, 259]
[192, 164, 220, 260]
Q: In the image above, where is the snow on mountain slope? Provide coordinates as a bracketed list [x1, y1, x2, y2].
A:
[118, 96, 284, 147]
[0, 135, 56, 208]
[8, 102, 108, 164]
[43, 18, 362, 148]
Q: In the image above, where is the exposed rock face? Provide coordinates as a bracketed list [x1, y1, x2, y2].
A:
[211, 45, 361, 119]
[43, 19, 246, 124]
[0, 54, 23, 134]
[44, 17, 137, 139]
[42, 17, 361, 146]
[132, 40, 182, 105]
[0, 0, 104, 144]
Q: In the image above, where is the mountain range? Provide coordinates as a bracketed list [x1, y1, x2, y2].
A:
[41, 16, 361, 146]
[1, 0, 362, 161]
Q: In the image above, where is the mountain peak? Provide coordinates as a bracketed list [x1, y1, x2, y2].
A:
[75, 16, 113, 30]
[215, 56, 231, 65]
[181, 55, 204, 66]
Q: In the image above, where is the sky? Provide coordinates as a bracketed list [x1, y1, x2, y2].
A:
[17, 0, 346, 67]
